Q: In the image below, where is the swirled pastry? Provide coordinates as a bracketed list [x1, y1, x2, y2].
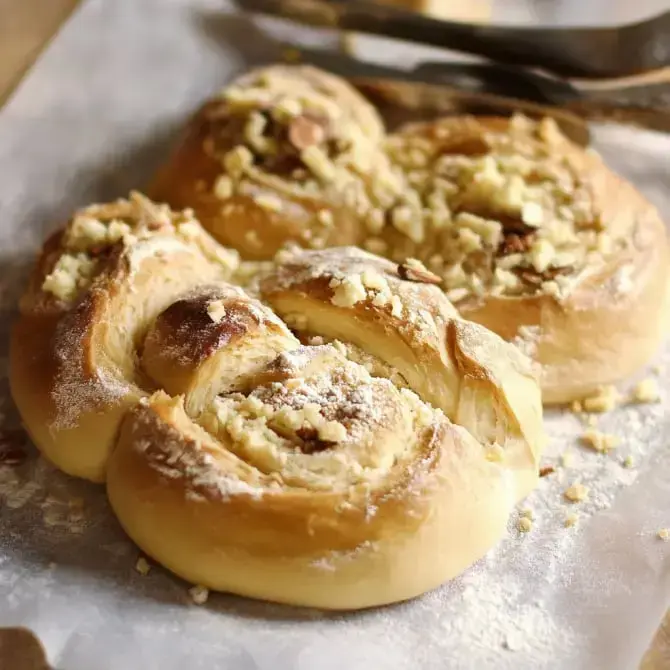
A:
[384, 116, 670, 402]
[10, 192, 240, 481]
[152, 65, 670, 402]
[151, 64, 392, 259]
[11, 199, 544, 608]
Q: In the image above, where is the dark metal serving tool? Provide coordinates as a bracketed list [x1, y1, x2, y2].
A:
[234, 0, 670, 78]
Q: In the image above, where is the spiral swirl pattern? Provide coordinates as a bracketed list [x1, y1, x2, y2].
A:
[11, 193, 543, 609]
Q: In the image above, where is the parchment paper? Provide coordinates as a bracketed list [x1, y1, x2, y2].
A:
[0, 1, 669, 668]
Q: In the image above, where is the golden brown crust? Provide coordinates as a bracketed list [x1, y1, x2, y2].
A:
[151, 66, 670, 401]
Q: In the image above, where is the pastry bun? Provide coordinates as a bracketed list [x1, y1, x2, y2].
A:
[386, 116, 670, 402]
[11, 205, 544, 607]
[152, 65, 669, 402]
[9, 192, 239, 481]
[150, 64, 389, 259]
[107, 246, 543, 609]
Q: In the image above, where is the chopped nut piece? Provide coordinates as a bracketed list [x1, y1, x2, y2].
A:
[135, 557, 151, 576]
[398, 259, 442, 285]
[189, 585, 209, 605]
[581, 385, 620, 413]
[318, 420, 347, 443]
[658, 528, 670, 541]
[518, 517, 533, 533]
[360, 269, 388, 292]
[42, 253, 97, 302]
[630, 378, 660, 404]
[213, 175, 234, 200]
[329, 275, 367, 308]
[301, 146, 336, 183]
[520, 202, 544, 227]
[539, 466, 555, 477]
[254, 193, 284, 213]
[207, 299, 227, 323]
[580, 429, 619, 454]
[223, 145, 254, 179]
[564, 483, 589, 503]
[288, 115, 327, 151]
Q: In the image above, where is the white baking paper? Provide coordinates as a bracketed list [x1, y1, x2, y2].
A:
[0, 1, 668, 668]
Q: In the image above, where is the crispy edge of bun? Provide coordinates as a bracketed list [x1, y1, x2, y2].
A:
[107, 391, 519, 610]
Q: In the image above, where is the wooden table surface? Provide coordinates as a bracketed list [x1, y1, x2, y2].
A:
[0, 0, 79, 105]
[0, 1, 667, 667]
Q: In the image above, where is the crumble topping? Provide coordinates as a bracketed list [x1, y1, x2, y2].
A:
[206, 68, 629, 305]
[630, 378, 660, 404]
[580, 385, 621, 414]
[42, 253, 97, 302]
[563, 483, 589, 503]
[40, 192, 239, 303]
[580, 429, 619, 454]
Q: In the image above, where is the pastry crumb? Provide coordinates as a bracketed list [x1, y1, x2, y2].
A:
[213, 175, 234, 200]
[581, 385, 620, 413]
[630, 378, 660, 404]
[658, 528, 670, 541]
[518, 517, 533, 533]
[135, 557, 151, 576]
[580, 429, 619, 454]
[564, 513, 578, 528]
[189, 585, 209, 605]
[563, 483, 589, 503]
